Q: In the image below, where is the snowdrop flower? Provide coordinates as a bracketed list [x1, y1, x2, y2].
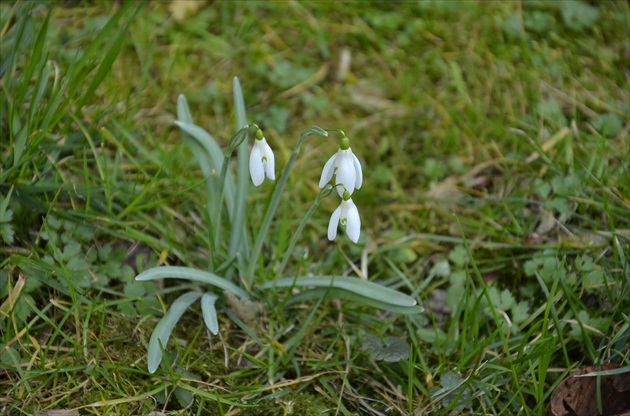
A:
[328, 190, 361, 243]
[319, 135, 362, 197]
[249, 128, 275, 186]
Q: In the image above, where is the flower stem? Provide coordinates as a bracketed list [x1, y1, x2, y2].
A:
[213, 153, 231, 252]
[276, 185, 332, 276]
[245, 126, 328, 289]
[212, 125, 249, 263]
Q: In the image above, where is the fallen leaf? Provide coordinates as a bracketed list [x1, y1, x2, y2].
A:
[550, 364, 630, 416]
[224, 291, 261, 325]
[536, 208, 557, 235]
[169, 0, 205, 22]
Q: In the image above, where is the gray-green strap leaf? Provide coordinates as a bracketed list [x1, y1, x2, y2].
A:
[201, 292, 220, 335]
[136, 266, 250, 300]
[177, 94, 193, 124]
[148, 290, 202, 373]
[174, 120, 237, 219]
[229, 76, 251, 266]
[261, 276, 417, 307]
[284, 287, 423, 315]
[173, 121, 224, 174]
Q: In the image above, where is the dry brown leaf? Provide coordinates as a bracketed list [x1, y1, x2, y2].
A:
[550, 364, 630, 416]
[535, 208, 557, 235]
[169, 0, 205, 22]
[224, 291, 261, 325]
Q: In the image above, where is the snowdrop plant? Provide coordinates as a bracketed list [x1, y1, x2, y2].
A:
[319, 130, 364, 243]
[134, 77, 422, 373]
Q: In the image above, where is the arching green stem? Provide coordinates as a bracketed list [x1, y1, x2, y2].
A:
[245, 126, 328, 289]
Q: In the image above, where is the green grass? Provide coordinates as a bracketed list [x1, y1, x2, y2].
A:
[1, 1, 629, 414]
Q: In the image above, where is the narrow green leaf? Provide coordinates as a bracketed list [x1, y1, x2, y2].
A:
[233, 77, 246, 129]
[35, 70, 68, 147]
[201, 292, 219, 335]
[0, 186, 14, 220]
[177, 94, 193, 124]
[229, 77, 251, 263]
[71, 2, 141, 104]
[176, 96, 213, 179]
[449, 61, 470, 103]
[147, 291, 202, 373]
[613, 236, 626, 273]
[224, 308, 264, 348]
[12, 127, 27, 167]
[25, 56, 50, 135]
[283, 287, 423, 315]
[174, 121, 237, 218]
[111, 120, 164, 170]
[175, 95, 219, 243]
[573, 366, 630, 378]
[261, 276, 417, 307]
[71, 1, 138, 77]
[81, 17, 129, 106]
[135, 266, 249, 300]
[173, 121, 224, 180]
[19, 8, 50, 107]
[176, 383, 255, 406]
[1, 2, 28, 80]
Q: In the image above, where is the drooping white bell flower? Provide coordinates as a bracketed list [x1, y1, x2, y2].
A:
[319, 136, 362, 197]
[328, 190, 361, 243]
[249, 129, 275, 186]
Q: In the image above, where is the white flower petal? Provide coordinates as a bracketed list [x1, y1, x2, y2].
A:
[328, 204, 342, 241]
[261, 138, 275, 180]
[319, 152, 338, 188]
[249, 144, 264, 186]
[335, 151, 357, 196]
[351, 150, 363, 190]
[344, 199, 361, 243]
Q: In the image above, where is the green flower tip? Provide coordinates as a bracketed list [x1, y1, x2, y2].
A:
[255, 128, 264, 141]
[343, 189, 351, 201]
[340, 136, 350, 150]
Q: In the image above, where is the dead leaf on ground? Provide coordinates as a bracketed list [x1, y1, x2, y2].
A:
[169, 0, 205, 22]
[535, 207, 557, 235]
[550, 364, 630, 416]
[224, 291, 261, 325]
[425, 159, 503, 201]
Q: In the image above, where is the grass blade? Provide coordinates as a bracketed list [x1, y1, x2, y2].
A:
[67, 1, 138, 97]
[80, 17, 128, 107]
[18, 7, 49, 107]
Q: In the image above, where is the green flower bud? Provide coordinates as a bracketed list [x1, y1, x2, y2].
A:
[340, 136, 350, 150]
